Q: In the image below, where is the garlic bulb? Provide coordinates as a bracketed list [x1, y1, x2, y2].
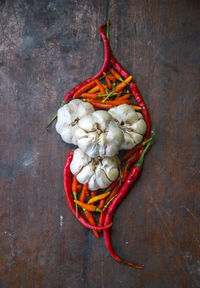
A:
[70, 148, 120, 190]
[74, 110, 124, 158]
[56, 99, 94, 145]
[108, 104, 147, 150]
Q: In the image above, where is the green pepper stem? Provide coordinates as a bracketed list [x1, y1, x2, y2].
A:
[106, 19, 110, 40]
[46, 114, 57, 129]
[142, 130, 156, 146]
[104, 195, 117, 209]
[136, 141, 152, 168]
[46, 101, 67, 129]
[73, 191, 78, 217]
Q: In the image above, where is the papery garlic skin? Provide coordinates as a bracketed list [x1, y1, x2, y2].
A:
[70, 148, 120, 190]
[108, 104, 147, 150]
[56, 99, 94, 145]
[74, 110, 124, 158]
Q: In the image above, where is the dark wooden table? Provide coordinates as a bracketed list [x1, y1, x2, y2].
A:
[0, 1, 199, 287]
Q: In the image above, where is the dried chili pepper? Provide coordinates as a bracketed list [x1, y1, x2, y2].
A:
[64, 151, 112, 231]
[103, 142, 152, 269]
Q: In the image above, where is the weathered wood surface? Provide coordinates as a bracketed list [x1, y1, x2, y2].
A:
[0, 0, 199, 287]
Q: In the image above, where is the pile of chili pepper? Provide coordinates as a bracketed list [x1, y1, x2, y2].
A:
[49, 21, 153, 269]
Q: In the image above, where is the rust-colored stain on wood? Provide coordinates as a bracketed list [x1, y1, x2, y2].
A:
[0, 1, 199, 287]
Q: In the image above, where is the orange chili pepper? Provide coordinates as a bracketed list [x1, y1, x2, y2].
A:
[74, 200, 102, 212]
[98, 199, 105, 210]
[85, 100, 113, 109]
[103, 73, 112, 89]
[115, 93, 131, 101]
[88, 84, 106, 93]
[80, 93, 98, 99]
[111, 69, 122, 80]
[80, 183, 88, 202]
[77, 184, 82, 193]
[95, 79, 105, 95]
[130, 105, 142, 110]
[114, 76, 133, 93]
[91, 191, 97, 198]
[88, 191, 110, 204]
[84, 210, 99, 238]
[107, 74, 116, 83]
[72, 175, 78, 216]
[105, 99, 131, 105]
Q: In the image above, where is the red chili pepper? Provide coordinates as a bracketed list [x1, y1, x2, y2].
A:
[63, 24, 110, 102]
[47, 24, 110, 128]
[103, 142, 152, 269]
[86, 101, 113, 109]
[73, 80, 97, 99]
[121, 143, 142, 161]
[110, 56, 151, 141]
[63, 151, 112, 231]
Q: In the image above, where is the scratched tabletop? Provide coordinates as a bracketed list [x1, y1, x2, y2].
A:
[0, 1, 199, 287]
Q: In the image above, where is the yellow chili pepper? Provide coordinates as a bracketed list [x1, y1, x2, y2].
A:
[87, 191, 110, 204]
[74, 200, 102, 212]
[114, 76, 133, 93]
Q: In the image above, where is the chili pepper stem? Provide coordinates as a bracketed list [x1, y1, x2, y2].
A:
[142, 130, 156, 146]
[46, 101, 67, 129]
[106, 19, 110, 40]
[46, 114, 57, 129]
[73, 191, 78, 217]
[136, 141, 152, 168]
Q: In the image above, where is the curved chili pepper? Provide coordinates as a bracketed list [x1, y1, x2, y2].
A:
[63, 24, 110, 102]
[47, 24, 110, 128]
[103, 142, 152, 269]
[63, 151, 112, 231]
[110, 56, 151, 140]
